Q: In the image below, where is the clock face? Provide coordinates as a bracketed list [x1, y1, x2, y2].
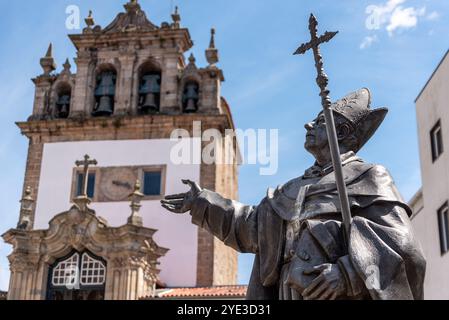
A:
[100, 168, 137, 201]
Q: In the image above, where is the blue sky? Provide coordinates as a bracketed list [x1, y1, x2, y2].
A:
[0, 0, 448, 290]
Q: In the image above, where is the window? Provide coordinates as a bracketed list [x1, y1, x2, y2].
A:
[52, 253, 79, 287]
[76, 173, 96, 198]
[80, 253, 106, 286]
[431, 120, 444, 161]
[143, 171, 162, 196]
[438, 203, 449, 255]
[49, 250, 107, 300]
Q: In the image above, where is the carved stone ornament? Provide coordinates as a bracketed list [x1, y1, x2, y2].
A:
[2, 204, 168, 300]
[102, 0, 158, 34]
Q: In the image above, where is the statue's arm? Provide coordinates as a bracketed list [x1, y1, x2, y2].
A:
[162, 180, 271, 254]
[190, 189, 259, 254]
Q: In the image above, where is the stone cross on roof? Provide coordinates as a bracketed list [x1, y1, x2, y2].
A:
[75, 154, 98, 198]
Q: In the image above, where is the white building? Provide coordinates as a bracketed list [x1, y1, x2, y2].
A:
[410, 49, 449, 300]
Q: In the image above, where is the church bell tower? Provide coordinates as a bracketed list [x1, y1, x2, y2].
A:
[3, 1, 239, 300]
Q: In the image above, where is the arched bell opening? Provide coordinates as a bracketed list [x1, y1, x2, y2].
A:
[182, 81, 200, 113]
[93, 64, 117, 117]
[138, 61, 161, 115]
[54, 82, 72, 119]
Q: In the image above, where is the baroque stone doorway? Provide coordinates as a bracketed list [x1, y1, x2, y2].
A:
[46, 250, 106, 301]
[2, 205, 168, 300]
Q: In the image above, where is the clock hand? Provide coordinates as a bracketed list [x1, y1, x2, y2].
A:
[112, 180, 133, 190]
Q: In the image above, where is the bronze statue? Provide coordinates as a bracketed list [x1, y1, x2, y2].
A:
[161, 15, 426, 300]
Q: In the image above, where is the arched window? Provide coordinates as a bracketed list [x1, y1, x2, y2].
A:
[80, 253, 106, 286]
[51, 252, 79, 287]
[47, 250, 106, 300]
[93, 65, 117, 117]
[138, 62, 161, 114]
[182, 81, 200, 113]
[55, 83, 71, 119]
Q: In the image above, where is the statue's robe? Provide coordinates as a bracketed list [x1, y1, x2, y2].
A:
[190, 153, 426, 300]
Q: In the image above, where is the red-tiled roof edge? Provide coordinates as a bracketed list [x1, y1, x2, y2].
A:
[142, 285, 248, 299]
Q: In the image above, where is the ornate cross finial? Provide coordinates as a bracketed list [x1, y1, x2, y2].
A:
[85, 10, 95, 28]
[75, 154, 98, 198]
[172, 6, 181, 28]
[40, 43, 56, 76]
[74, 155, 98, 212]
[128, 180, 144, 226]
[206, 28, 219, 67]
[125, 0, 140, 12]
[294, 14, 338, 110]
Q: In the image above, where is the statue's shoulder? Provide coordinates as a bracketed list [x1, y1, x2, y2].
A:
[264, 176, 304, 221]
[282, 176, 305, 194]
[355, 162, 393, 181]
[347, 161, 405, 204]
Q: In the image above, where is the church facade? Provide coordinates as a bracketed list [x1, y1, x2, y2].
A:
[2, 0, 239, 300]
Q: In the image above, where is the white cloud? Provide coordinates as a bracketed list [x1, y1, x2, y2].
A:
[366, 0, 406, 29]
[360, 35, 379, 49]
[426, 11, 440, 21]
[365, 0, 429, 36]
[387, 6, 426, 35]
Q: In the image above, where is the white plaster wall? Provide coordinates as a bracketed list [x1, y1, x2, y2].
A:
[415, 52, 449, 300]
[34, 139, 201, 288]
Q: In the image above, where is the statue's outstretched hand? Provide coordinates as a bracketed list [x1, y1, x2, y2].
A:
[161, 180, 202, 214]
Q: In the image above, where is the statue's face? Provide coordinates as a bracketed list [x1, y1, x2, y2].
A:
[304, 112, 354, 161]
[304, 113, 329, 154]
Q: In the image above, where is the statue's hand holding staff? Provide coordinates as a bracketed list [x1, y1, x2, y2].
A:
[161, 180, 202, 214]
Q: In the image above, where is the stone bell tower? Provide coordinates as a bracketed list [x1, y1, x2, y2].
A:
[5, 0, 239, 299]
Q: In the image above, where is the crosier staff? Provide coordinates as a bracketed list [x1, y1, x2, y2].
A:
[294, 14, 352, 243]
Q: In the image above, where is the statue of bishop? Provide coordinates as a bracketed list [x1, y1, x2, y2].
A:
[162, 88, 426, 300]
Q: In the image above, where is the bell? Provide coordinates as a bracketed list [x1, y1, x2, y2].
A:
[59, 103, 69, 118]
[184, 98, 197, 113]
[93, 95, 114, 117]
[56, 95, 70, 118]
[140, 92, 158, 113]
[183, 83, 199, 113]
